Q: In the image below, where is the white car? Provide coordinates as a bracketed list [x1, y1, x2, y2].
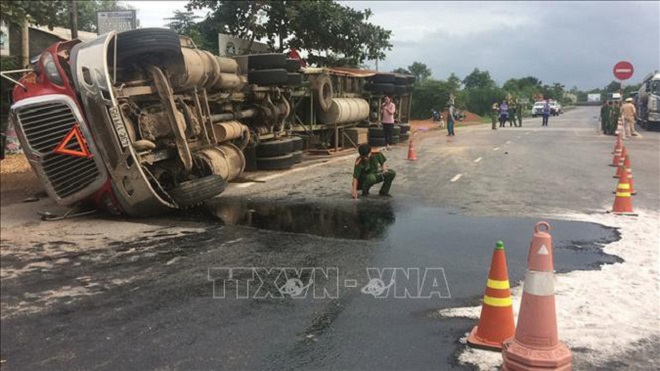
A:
[531, 101, 561, 117]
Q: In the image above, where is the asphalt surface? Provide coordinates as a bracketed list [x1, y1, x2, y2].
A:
[1, 107, 658, 370]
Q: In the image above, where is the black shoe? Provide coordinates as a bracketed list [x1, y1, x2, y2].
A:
[378, 192, 392, 197]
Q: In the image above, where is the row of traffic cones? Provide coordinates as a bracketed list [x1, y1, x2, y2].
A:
[609, 130, 636, 215]
[467, 222, 572, 369]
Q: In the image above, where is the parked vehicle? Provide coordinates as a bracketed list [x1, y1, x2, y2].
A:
[531, 100, 560, 117]
[635, 70, 660, 130]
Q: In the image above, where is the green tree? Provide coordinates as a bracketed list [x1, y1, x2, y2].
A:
[1, 0, 64, 29]
[462, 68, 495, 90]
[447, 73, 462, 91]
[187, 0, 392, 66]
[407, 61, 431, 82]
[410, 78, 452, 119]
[392, 67, 410, 75]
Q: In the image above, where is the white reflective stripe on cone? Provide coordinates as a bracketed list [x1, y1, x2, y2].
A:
[522, 270, 555, 296]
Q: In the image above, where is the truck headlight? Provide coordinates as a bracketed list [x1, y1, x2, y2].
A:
[41, 52, 64, 86]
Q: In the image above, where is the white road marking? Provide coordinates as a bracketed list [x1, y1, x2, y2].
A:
[473, 157, 482, 163]
[505, 140, 512, 144]
[450, 174, 462, 182]
[493, 147, 500, 151]
[236, 182, 255, 188]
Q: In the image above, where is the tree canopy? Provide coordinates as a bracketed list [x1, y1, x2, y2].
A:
[407, 62, 431, 82]
[462, 68, 495, 90]
[186, 0, 392, 66]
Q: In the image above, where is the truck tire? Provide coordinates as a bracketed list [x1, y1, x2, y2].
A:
[168, 175, 227, 207]
[368, 137, 386, 147]
[287, 73, 303, 86]
[391, 135, 400, 144]
[368, 127, 385, 138]
[393, 125, 401, 136]
[291, 151, 303, 164]
[248, 69, 288, 86]
[248, 53, 287, 70]
[369, 74, 396, 84]
[400, 132, 410, 141]
[290, 136, 304, 151]
[256, 138, 295, 157]
[285, 59, 302, 72]
[256, 153, 295, 171]
[315, 75, 334, 112]
[116, 28, 182, 64]
[365, 83, 395, 93]
[399, 123, 410, 134]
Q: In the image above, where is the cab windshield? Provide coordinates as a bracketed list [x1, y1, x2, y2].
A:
[651, 80, 660, 95]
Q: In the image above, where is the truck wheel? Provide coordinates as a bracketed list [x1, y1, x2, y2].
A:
[285, 59, 302, 72]
[290, 136, 304, 151]
[369, 74, 396, 84]
[256, 153, 295, 171]
[399, 123, 410, 134]
[291, 151, 303, 164]
[365, 83, 395, 93]
[400, 132, 410, 141]
[116, 28, 182, 64]
[168, 175, 227, 207]
[393, 125, 401, 136]
[391, 135, 400, 144]
[368, 127, 385, 138]
[315, 75, 334, 112]
[256, 138, 295, 157]
[368, 137, 386, 147]
[248, 53, 287, 70]
[248, 69, 288, 85]
[287, 73, 303, 86]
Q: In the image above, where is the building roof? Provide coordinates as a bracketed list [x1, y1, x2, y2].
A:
[31, 25, 97, 42]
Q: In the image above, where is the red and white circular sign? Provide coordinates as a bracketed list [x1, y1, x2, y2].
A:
[613, 61, 634, 80]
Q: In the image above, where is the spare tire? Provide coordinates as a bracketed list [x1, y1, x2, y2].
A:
[285, 59, 302, 72]
[315, 75, 334, 112]
[399, 123, 411, 134]
[256, 138, 295, 157]
[365, 83, 395, 93]
[116, 28, 182, 65]
[368, 137, 386, 147]
[290, 136, 304, 151]
[248, 69, 288, 86]
[291, 151, 303, 164]
[287, 73, 303, 86]
[248, 53, 287, 70]
[168, 175, 227, 207]
[393, 125, 401, 136]
[400, 132, 410, 141]
[257, 153, 295, 171]
[369, 74, 396, 84]
[368, 127, 385, 138]
[391, 135, 400, 145]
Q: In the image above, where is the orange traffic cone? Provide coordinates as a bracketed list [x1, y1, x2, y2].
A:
[407, 137, 418, 161]
[502, 222, 572, 370]
[611, 134, 621, 154]
[625, 155, 636, 195]
[467, 241, 515, 351]
[610, 137, 622, 166]
[611, 165, 635, 215]
[614, 146, 627, 178]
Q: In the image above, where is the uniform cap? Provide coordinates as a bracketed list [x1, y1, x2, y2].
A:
[625, 97, 633, 102]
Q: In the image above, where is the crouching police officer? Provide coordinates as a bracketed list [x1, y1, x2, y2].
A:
[352, 144, 396, 199]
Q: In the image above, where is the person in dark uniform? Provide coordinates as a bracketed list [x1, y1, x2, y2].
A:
[508, 102, 517, 127]
[600, 101, 610, 134]
[352, 144, 396, 199]
[516, 101, 524, 127]
[491, 100, 499, 130]
[610, 100, 621, 135]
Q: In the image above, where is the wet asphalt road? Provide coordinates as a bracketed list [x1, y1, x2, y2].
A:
[1, 107, 658, 370]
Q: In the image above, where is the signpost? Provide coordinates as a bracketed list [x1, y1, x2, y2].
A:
[97, 10, 137, 35]
[613, 61, 634, 103]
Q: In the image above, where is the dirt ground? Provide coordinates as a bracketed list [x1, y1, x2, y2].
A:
[409, 110, 484, 133]
[0, 155, 43, 205]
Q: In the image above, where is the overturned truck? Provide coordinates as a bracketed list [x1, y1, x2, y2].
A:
[6, 28, 413, 216]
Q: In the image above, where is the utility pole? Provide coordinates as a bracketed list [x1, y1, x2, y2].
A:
[69, 0, 78, 39]
[21, 19, 29, 67]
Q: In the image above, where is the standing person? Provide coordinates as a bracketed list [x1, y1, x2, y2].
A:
[351, 144, 396, 198]
[381, 96, 396, 150]
[491, 100, 499, 130]
[447, 101, 456, 136]
[600, 101, 610, 134]
[611, 100, 622, 136]
[508, 102, 517, 127]
[621, 97, 638, 137]
[541, 100, 550, 126]
[516, 101, 524, 127]
[499, 100, 509, 128]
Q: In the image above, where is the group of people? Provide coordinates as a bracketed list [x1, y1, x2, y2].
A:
[491, 100, 526, 129]
[600, 98, 638, 137]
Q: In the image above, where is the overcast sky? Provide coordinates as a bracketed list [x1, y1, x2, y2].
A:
[124, 0, 659, 90]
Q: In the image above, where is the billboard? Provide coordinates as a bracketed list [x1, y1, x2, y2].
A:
[587, 94, 601, 102]
[97, 10, 137, 35]
[218, 33, 269, 56]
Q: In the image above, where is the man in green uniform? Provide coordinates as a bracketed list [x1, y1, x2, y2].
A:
[600, 101, 609, 134]
[491, 100, 499, 130]
[610, 100, 621, 135]
[352, 144, 396, 199]
[508, 102, 517, 127]
[516, 101, 524, 127]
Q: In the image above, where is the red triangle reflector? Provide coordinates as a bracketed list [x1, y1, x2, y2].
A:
[53, 125, 92, 158]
